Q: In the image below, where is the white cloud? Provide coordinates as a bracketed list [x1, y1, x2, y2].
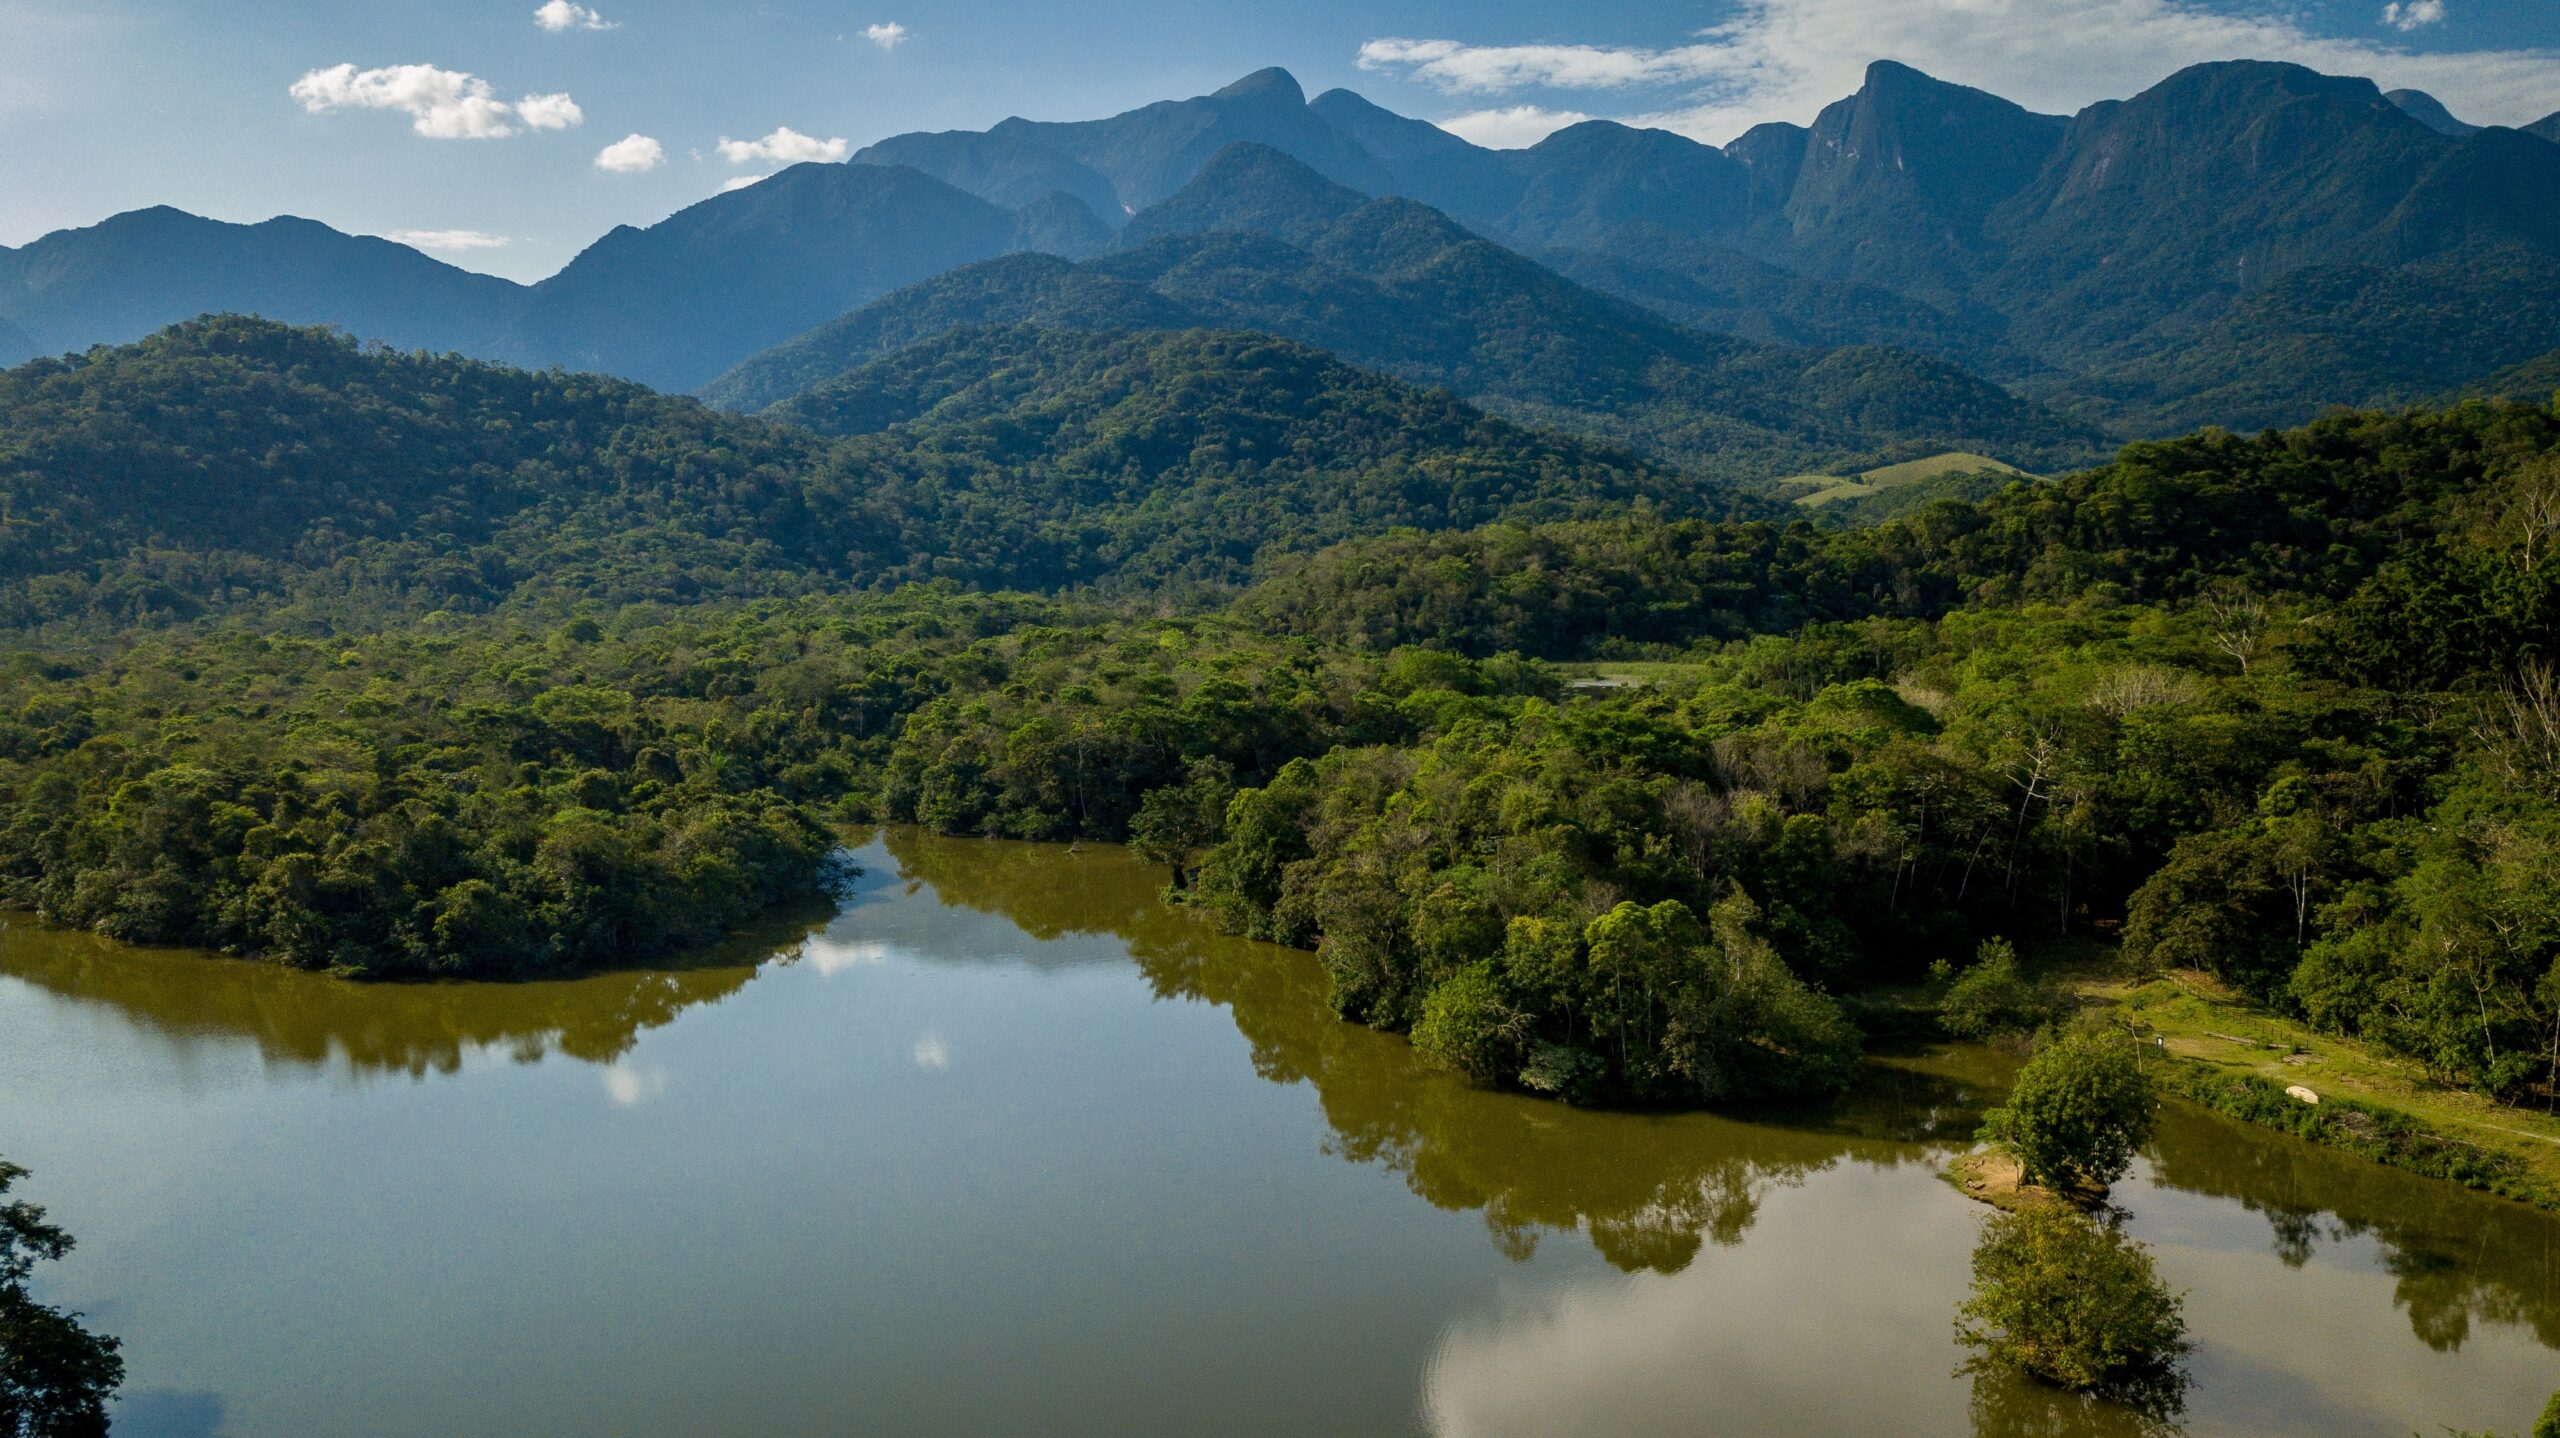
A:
[1358, 0, 2560, 138]
[1438, 104, 1594, 148]
[534, 1, 617, 31]
[721, 173, 773, 192]
[864, 22, 909, 50]
[386, 229, 512, 251]
[716, 126, 850, 165]
[515, 92, 584, 130]
[594, 132, 665, 173]
[799, 935, 890, 976]
[911, 1032, 950, 1069]
[2381, 1, 2445, 31]
[600, 1061, 666, 1106]
[289, 63, 585, 140]
[1361, 38, 1720, 91]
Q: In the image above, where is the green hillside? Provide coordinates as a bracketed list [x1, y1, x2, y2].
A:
[0, 315, 1712, 627]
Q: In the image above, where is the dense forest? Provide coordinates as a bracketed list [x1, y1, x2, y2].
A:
[0, 319, 2555, 1114]
[0, 317, 1711, 629]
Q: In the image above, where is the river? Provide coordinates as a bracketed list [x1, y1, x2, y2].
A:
[1, 830, 2553, 1437]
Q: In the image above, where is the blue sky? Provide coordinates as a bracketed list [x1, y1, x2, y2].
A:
[3, 0, 2555, 283]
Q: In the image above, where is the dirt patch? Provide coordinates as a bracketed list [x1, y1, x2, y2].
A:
[1943, 1149, 2103, 1213]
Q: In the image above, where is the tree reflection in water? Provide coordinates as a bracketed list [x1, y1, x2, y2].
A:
[0, 909, 813, 1078]
[2143, 1102, 2560, 1353]
[1965, 1365, 2191, 1438]
[880, 826, 1996, 1273]
[884, 827, 2560, 1378]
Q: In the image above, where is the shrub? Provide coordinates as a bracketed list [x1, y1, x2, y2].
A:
[1980, 1024, 2159, 1190]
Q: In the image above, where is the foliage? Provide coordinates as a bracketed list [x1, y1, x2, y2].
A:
[0, 316, 1696, 630]
[1937, 937, 2057, 1041]
[2160, 1067, 2550, 1208]
[1, 318, 2558, 1120]
[708, 180, 2104, 479]
[1953, 1205, 2190, 1394]
[1979, 1025, 2160, 1190]
[0, 1161, 122, 1438]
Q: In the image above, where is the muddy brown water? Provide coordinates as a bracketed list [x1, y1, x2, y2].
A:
[2, 829, 2553, 1437]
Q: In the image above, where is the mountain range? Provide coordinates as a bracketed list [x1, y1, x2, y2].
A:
[5, 58, 2557, 452]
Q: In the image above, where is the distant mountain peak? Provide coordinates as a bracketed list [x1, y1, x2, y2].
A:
[2386, 88, 2480, 137]
[1213, 67, 1306, 105]
[1122, 141, 1368, 249]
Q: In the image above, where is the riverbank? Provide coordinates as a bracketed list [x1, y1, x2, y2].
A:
[2049, 946, 2560, 1210]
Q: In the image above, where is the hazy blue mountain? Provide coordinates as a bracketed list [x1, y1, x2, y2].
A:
[0, 206, 522, 357]
[698, 252, 1199, 412]
[978, 67, 1394, 213]
[16, 56, 2555, 436]
[2531, 112, 2560, 143]
[2385, 88, 2479, 136]
[0, 315, 33, 367]
[1495, 122, 1754, 249]
[502, 162, 1052, 392]
[1538, 224, 2035, 380]
[1119, 142, 1368, 249]
[1306, 87, 1526, 221]
[712, 152, 2101, 478]
[850, 129, 1123, 219]
[1765, 61, 2068, 305]
[1979, 62, 2523, 358]
[1007, 192, 1117, 257]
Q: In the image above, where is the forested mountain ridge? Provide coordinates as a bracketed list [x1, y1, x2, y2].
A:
[831, 58, 2560, 431]
[707, 146, 2103, 480]
[0, 315, 1706, 626]
[8, 56, 2554, 445]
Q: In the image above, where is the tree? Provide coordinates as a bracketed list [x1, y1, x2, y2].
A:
[1937, 937, 2057, 1041]
[1, 1161, 123, 1438]
[1979, 1024, 2158, 1191]
[1126, 760, 1235, 891]
[1411, 961, 1531, 1083]
[1954, 1206, 2190, 1394]
[2540, 1389, 2560, 1438]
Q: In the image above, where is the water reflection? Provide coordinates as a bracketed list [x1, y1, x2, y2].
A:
[0, 830, 2553, 1438]
[0, 912, 808, 1079]
[878, 827, 1996, 1273]
[2144, 1103, 2560, 1352]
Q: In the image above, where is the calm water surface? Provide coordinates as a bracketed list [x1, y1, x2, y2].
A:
[1, 830, 2555, 1437]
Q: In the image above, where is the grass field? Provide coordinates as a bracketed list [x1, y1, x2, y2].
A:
[1778, 451, 2033, 509]
[2046, 944, 2560, 1204]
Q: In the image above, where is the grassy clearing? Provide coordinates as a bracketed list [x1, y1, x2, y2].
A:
[1778, 451, 2033, 508]
[2047, 944, 2560, 1207]
[1548, 660, 1720, 689]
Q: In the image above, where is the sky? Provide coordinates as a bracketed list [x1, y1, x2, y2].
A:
[3, 0, 2555, 284]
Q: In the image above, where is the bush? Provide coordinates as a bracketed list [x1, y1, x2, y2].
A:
[1938, 937, 2058, 1041]
[1980, 1024, 2159, 1190]
[1411, 962, 1529, 1083]
[1955, 1206, 2190, 1393]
